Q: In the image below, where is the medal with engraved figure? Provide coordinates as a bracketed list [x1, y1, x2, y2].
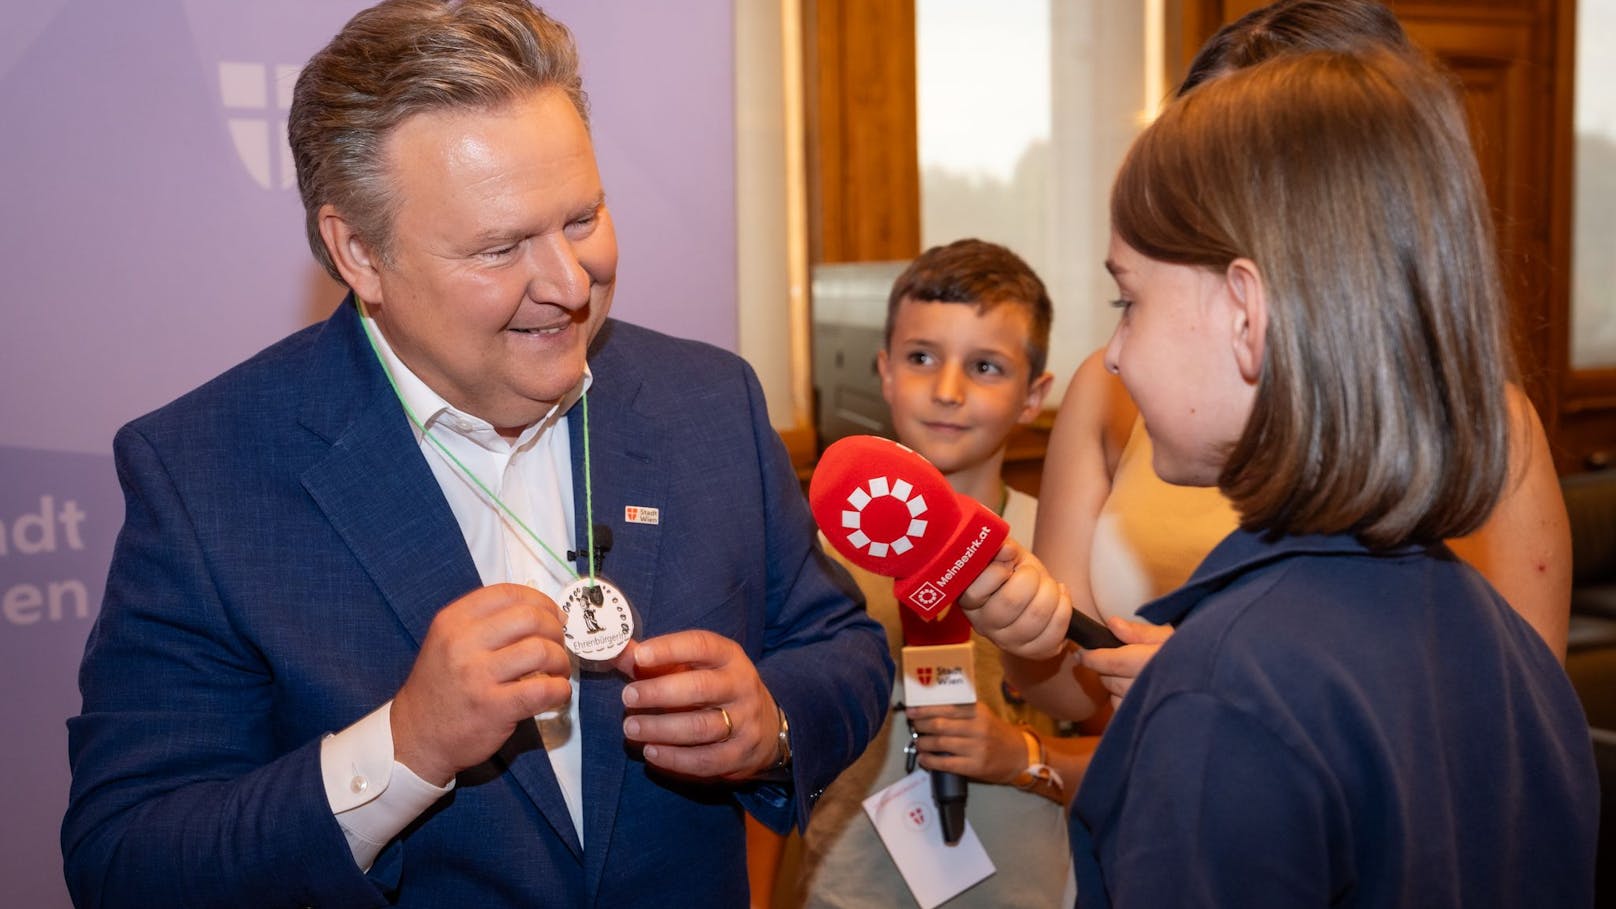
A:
[362, 314, 638, 667]
[560, 575, 636, 663]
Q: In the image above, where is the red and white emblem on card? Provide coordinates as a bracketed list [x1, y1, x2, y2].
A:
[624, 505, 659, 525]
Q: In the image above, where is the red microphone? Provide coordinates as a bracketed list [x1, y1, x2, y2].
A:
[810, 435, 1009, 626]
[810, 435, 1006, 844]
[812, 436, 1124, 654]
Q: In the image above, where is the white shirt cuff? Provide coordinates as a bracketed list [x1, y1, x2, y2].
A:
[320, 700, 454, 871]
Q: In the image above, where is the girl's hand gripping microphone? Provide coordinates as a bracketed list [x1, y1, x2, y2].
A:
[809, 435, 1125, 650]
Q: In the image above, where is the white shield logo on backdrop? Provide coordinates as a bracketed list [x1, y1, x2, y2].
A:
[218, 61, 300, 190]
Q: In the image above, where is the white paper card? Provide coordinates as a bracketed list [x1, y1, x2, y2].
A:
[862, 769, 995, 908]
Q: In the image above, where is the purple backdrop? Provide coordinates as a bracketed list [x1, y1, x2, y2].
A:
[0, 2, 736, 904]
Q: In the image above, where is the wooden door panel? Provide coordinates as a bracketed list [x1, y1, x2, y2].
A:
[1185, 1, 1616, 471]
[1408, 20, 1552, 401]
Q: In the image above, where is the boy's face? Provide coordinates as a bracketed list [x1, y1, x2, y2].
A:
[878, 297, 1050, 478]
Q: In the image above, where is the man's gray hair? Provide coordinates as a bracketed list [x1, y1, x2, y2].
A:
[289, 0, 588, 283]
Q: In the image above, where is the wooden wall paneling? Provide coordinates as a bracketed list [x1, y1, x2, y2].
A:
[1167, 0, 1226, 87]
[1220, 0, 1269, 19]
[1395, 2, 1538, 14]
[799, 0, 923, 468]
[1560, 401, 1616, 471]
[802, 0, 921, 265]
[1547, 0, 1576, 441]
[1404, 18, 1554, 412]
[1412, 1, 1616, 471]
[1185, 2, 1616, 471]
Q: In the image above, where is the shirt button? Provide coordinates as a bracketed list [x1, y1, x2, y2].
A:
[349, 775, 368, 795]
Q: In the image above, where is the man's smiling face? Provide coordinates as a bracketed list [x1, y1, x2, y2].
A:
[364, 86, 617, 431]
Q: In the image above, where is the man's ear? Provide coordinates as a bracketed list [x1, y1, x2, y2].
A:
[1019, 370, 1055, 423]
[1225, 258, 1267, 384]
[316, 203, 386, 305]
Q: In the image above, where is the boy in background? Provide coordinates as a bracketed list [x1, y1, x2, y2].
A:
[752, 238, 1091, 908]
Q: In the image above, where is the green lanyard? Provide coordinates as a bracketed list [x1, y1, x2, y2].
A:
[359, 313, 599, 586]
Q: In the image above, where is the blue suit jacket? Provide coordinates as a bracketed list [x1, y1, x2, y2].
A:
[62, 303, 892, 908]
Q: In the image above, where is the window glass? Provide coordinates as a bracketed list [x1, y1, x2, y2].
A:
[916, 1, 1160, 391]
[1573, 0, 1616, 369]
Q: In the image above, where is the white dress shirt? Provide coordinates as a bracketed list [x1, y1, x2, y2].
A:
[319, 311, 590, 870]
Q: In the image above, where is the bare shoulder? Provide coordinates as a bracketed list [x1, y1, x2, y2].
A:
[1447, 382, 1570, 658]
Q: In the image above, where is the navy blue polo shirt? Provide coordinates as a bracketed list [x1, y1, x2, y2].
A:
[1070, 530, 1597, 908]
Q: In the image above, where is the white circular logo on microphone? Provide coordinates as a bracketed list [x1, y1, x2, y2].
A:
[842, 476, 929, 558]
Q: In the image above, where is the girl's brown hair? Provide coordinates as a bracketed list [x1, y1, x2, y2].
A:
[1178, 0, 1411, 95]
[289, 0, 588, 284]
[1112, 50, 1512, 548]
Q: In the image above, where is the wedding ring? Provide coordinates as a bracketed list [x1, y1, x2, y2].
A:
[716, 706, 734, 743]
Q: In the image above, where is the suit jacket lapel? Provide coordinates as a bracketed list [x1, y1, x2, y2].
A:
[572, 323, 667, 892]
[297, 303, 585, 860]
[298, 305, 478, 648]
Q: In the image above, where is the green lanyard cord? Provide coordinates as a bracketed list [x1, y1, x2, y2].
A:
[360, 311, 593, 583]
[582, 390, 596, 585]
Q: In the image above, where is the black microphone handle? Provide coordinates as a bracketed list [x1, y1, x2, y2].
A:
[1067, 608, 1124, 649]
[930, 768, 969, 845]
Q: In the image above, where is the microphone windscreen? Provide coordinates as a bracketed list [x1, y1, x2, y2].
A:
[810, 436, 961, 580]
[811, 435, 1008, 621]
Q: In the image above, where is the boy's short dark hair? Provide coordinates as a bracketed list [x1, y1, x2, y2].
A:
[290, 0, 587, 285]
[884, 238, 1054, 378]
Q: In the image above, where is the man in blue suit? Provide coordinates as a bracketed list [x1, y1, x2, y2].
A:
[60, 2, 892, 906]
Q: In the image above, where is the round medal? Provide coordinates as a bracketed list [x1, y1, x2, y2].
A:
[559, 576, 636, 662]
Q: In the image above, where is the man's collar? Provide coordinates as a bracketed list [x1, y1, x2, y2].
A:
[1138, 528, 1431, 626]
[359, 306, 591, 448]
